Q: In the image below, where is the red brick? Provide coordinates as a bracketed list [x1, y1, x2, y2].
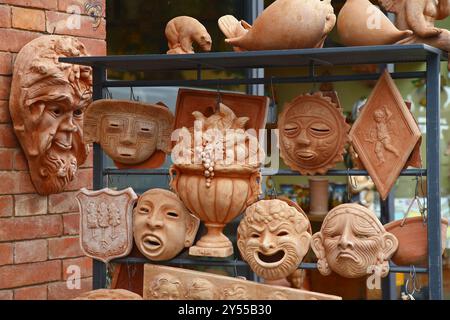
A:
[14, 239, 47, 264]
[0, 215, 62, 241]
[0, 124, 18, 147]
[58, 0, 106, 17]
[0, 5, 11, 28]
[46, 11, 105, 40]
[48, 236, 82, 259]
[0, 195, 13, 217]
[0, 243, 13, 266]
[0, 149, 14, 170]
[48, 191, 78, 214]
[62, 212, 79, 235]
[0, 52, 12, 75]
[0, 171, 36, 195]
[13, 149, 27, 170]
[80, 147, 93, 168]
[0, 0, 57, 10]
[64, 168, 92, 191]
[0, 29, 41, 53]
[14, 284, 47, 300]
[14, 194, 47, 216]
[62, 256, 92, 280]
[0, 100, 11, 123]
[79, 37, 106, 56]
[47, 277, 91, 300]
[0, 289, 13, 299]
[12, 7, 45, 32]
[0, 76, 11, 100]
[0, 260, 61, 289]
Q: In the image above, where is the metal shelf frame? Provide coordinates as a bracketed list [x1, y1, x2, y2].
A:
[61, 44, 446, 300]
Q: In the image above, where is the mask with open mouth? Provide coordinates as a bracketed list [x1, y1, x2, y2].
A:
[237, 199, 311, 280]
[133, 188, 200, 261]
[311, 204, 398, 278]
[278, 92, 350, 175]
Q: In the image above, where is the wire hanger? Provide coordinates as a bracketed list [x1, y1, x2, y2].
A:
[130, 87, 140, 101]
[103, 87, 113, 99]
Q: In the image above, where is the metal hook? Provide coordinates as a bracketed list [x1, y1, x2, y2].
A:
[346, 168, 353, 202]
[130, 87, 140, 101]
[103, 87, 112, 99]
[215, 83, 222, 113]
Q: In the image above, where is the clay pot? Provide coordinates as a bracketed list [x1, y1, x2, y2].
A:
[337, 0, 412, 46]
[219, 0, 336, 51]
[384, 217, 448, 266]
[309, 178, 329, 216]
[170, 164, 261, 257]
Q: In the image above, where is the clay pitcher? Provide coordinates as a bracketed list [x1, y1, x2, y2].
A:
[221, 0, 336, 51]
[337, 0, 412, 46]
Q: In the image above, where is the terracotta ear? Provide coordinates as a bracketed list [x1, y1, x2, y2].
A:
[299, 231, 312, 256]
[311, 232, 331, 276]
[381, 232, 399, 260]
[184, 213, 200, 247]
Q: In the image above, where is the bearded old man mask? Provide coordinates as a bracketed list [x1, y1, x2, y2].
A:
[237, 199, 312, 280]
[311, 204, 398, 278]
[9, 35, 92, 195]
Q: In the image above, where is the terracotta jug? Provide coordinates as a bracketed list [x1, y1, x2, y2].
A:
[337, 0, 412, 46]
[219, 0, 336, 51]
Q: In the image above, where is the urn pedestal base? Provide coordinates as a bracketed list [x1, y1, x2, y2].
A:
[189, 223, 233, 258]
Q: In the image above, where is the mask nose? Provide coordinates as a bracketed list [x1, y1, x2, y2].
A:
[261, 230, 276, 252]
[296, 129, 310, 146]
[338, 225, 354, 250]
[60, 114, 77, 132]
[120, 126, 137, 145]
[147, 213, 163, 229]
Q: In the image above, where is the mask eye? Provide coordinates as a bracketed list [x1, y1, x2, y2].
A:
[109, 123, 119, 128]
[277, 231, 289, 237]
[251, 233, 260, 239]
[167, 211, 179, 218]
[73, 108, 83, 117]
[309, 122, 331, 137]
[284, 123, 299, 137]
[139, 206, 150, 214]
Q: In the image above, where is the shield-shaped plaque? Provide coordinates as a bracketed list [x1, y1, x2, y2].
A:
[76, 187, 138, 263]
[349, 70, 421, 200]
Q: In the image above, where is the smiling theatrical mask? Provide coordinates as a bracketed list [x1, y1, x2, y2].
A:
[237, 199, 312, 280]
[9, 35, 92, 195]
[133, 188, 200, 261]
[84, 100, 174, 166]
[278, 92, 350, 175]
[311, 204, 398, 278]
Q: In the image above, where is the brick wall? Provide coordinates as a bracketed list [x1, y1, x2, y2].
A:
[0, 0, 106, 300]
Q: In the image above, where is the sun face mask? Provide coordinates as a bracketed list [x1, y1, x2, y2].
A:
[278, 92, 350, 175]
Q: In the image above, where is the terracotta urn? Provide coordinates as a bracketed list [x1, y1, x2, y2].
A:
[308, 178, 329, 216]
[170, 164, 261, 257]
[218, 0, 336, 51]
[337, 0, 412, 46]
[384, 217, 448, 266]
[170, 103, 263, 257]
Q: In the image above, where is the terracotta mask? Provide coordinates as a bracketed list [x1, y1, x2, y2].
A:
[133, 188, 200, 261]
[237, 199, 312, 280]
[278, 92, 350, 175]
[9, 35, 92, 195]
[84, 100, 174, 166]
[311, 204, 399, 278]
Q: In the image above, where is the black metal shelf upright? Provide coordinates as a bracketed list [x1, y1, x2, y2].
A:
[61, 44, 446, 300]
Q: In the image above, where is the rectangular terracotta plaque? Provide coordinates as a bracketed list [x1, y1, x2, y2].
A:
[143, 264, 341, 300]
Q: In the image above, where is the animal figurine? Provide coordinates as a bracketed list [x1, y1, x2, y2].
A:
[165, 16, 212, 54]
[218, 0, 336, 51]
[337, 0, 413, 46]
[378, 0, 450, 69]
